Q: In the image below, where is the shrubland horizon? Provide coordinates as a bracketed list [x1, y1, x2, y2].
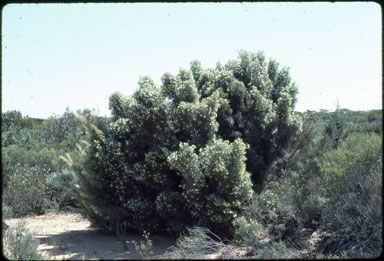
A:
[2, 3, 381, 119]
[2, 102, 381, 120]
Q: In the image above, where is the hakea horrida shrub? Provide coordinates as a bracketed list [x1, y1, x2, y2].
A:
[74, 50, 299, 237]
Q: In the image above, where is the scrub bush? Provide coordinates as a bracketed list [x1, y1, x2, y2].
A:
[44, 168, 79, 210]
[250, 241, 297, 259]
[269, 133, 382, 257]
[68, 51, 299, 238]
[3, 164, 50, 217]
[2, 220, 43, 260]
[168, 138, 253, 236]
[316, 133, 382, 257]
[157, 227, 226, 259]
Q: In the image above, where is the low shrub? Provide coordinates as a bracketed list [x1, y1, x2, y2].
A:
[44, 168, 79, 210]
[316, 133, 382, 257]
[250, 241, 297, 259]
[270, 133, 382, 257]
[130, 230, 154, 259]
[245, 179, 299, 241]
[3, 204, 14, 219]
[3, 144, 59, 172]
[2, 220, 43, 260]
[285, 159, 324, 229]
[3, 164, 50, 217]
[232, 215, 265, 244]
[157, 227, 225, 259]
[237, 133, 382, 258]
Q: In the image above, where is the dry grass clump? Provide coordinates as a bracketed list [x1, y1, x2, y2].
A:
[155, 225, 301, 259]
[155, 227, 242, 259]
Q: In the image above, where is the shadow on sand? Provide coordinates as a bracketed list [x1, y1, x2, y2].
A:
[36, 229, 177, 260]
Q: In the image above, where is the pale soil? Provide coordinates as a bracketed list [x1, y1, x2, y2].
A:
[5, 211, 178, 260]
[4, 211, 295, 260]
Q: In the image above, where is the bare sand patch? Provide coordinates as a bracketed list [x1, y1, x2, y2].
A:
[5, 211, 177, 260]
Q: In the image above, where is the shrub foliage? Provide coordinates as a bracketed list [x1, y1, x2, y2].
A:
[3, 164, 51, 217]
[71, 51, 299, 236]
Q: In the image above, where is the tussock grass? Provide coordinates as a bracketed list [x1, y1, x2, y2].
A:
[156, 227, 234, 259]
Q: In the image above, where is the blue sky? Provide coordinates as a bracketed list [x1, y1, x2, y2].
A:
[2, 2, 382, 119]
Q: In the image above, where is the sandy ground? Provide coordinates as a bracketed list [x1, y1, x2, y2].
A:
[5, 211, 177, 260]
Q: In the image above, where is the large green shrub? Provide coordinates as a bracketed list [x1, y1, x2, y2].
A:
[70, 51, 299, 237]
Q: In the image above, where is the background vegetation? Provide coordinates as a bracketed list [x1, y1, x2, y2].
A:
[2, 51, 382, 259]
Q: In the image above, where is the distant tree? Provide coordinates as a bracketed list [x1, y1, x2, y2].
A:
[357, 109, 382, 134]
[37, 107, 84, 145]
[317, 102, 352, 153]
[1, 110, 35, 132]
